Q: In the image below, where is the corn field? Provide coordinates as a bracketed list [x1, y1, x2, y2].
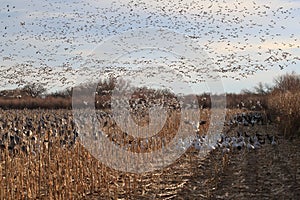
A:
[0, 107, 299, 199]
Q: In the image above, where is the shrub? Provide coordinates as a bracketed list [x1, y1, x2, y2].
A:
[267, 72, 300, 137]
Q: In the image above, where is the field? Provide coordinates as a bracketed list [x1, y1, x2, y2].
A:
[2, 0, 300, 198]
[0, 108, 299, 199]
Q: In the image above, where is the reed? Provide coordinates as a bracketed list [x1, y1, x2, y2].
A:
[268, 91, 300, 137]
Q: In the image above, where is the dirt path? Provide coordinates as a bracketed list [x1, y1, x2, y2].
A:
[211, 138, 300, 199]
[85, 137, 300, 199]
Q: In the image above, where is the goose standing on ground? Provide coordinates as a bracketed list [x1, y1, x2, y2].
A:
[246, 137, 255, 150]
[271, 136, 277, 146]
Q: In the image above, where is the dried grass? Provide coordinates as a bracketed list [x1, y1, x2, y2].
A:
[268, 91, 300, 137]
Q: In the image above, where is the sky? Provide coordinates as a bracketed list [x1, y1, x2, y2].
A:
[0, 0, 300, 94]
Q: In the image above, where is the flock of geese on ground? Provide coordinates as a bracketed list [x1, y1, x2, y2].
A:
[0, 108, 275, 158]
[190, 111, 276, 154]
[192, 130, 277, 154]
[225, 111, 267, 127]
[0, 110, 77, 155]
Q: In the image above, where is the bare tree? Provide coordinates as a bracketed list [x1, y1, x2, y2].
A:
[22, 83, 46, 97]
[253, 82, 270, 95]
[273, 71, 300, 92]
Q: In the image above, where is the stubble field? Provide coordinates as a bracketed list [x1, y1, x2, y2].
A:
[0, 108, 299, 199]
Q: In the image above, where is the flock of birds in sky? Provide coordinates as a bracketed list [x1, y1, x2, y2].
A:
[0, 0, 300, 93]
[0, 0, 293, 166]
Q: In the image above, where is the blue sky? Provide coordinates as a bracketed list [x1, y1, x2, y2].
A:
[0, 0, 300, 94]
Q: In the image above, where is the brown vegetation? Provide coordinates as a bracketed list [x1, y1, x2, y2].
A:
[0, 72, 299, 138]
[267, 72, 300, 137]
[0, 108, 210, 199]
